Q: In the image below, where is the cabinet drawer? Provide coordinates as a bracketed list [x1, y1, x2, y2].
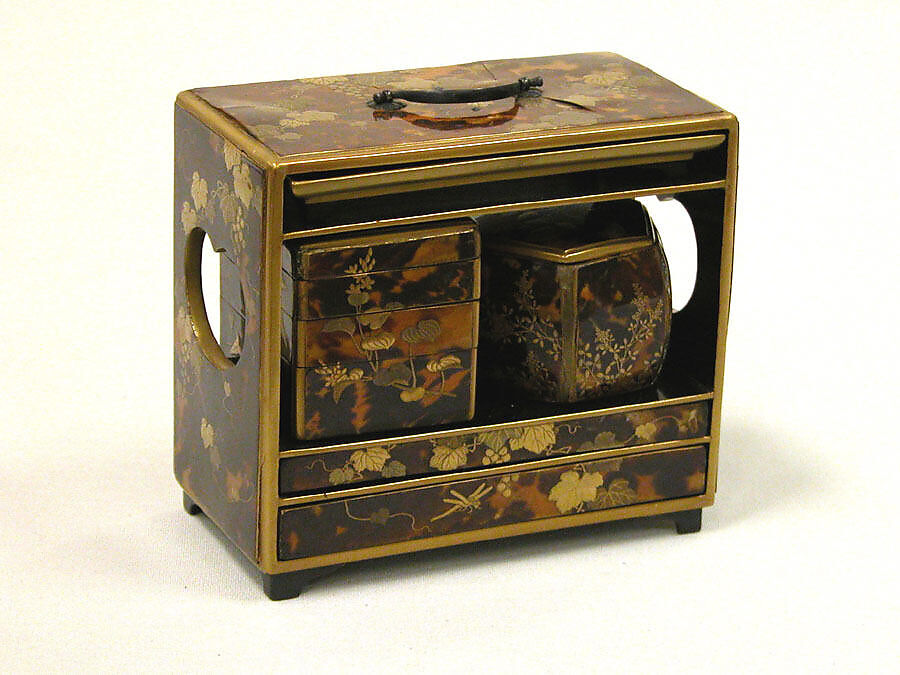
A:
[278, 444, 708, 560]
[280, 399, 709, 495]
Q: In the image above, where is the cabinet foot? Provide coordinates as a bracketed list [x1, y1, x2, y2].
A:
[672, 508, 702, 534]
[262, 566, 342, 601]
[183, 492, 203, 516]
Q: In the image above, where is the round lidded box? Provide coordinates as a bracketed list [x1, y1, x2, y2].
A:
[478, 199, 672, 403]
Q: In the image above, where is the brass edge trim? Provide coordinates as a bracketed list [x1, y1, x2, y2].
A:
[270, 494, 714, 572]
[468, 347, 478, 420]
[257, 163, 283, 569]
[472, 258, 481, 301]
[487, 237, 652, 265]
[295, 221, 478, 271]
[270, 113, 736, 172]
[279, 392, 713, 458]
[175, 91, 279, 170]
[278, 438, 711, 506]
[559, 264, 577, 400]
[296, 153, 694, 203]
[289, 135, 724, 202]
[706, 114, 739, 498]
[294, 367, 307, 440]
[282, 180, 728, 241]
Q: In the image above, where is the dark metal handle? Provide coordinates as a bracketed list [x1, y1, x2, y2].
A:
[369, 76, 542, 109]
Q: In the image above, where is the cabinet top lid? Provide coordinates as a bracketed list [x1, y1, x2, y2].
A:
[187, 52, 725, 165]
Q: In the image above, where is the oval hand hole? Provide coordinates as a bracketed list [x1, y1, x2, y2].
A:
[638, 196, 698, 312]
[184, 228, 243, 369]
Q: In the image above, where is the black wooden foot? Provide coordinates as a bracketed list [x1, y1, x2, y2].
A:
[672, 508, 702, 534]
[262, 566, 342, 600]
[183, 492, 203, 516]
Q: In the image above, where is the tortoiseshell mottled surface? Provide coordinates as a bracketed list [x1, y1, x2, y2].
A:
[174, 107, 265, 559]
[575, 244, 672, 398]
[192, 53, 721, 158]
[297, 349, 475, 440]
[293, 221, 478, 279]
[296, 259, 478, 320]
[280, 400, 709, 495]
[278, 445, 708, 560]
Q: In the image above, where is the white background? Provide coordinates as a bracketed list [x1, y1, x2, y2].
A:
[2, 1, 899, 672]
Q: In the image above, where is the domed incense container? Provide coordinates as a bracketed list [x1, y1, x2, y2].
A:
[479, 200, 672, 402]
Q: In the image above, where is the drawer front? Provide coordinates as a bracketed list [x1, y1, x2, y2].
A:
[297, 301, 478, 367]
[297, 258, 479, 320]
[295, 349, 476, 440]
[278, 445, 708, 560]
[281, 399, 709, 495]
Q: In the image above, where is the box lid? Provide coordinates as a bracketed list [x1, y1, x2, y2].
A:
[189, 52, 722, 162]
[479, 200, 655, 264]
[291, 219, 479, 280]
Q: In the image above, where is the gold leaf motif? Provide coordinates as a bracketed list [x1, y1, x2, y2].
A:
[400, 319, 441, 344]
[233, 164, 253, 208]
[219, 192, 240, 228]
[593, 478, 637, 508]
[591, 431, 619, 449]
[200, 418, 215, 449]
[180, 201, 197, 233]
[476, 429, 510, 452]
[373, 362, 411, 387]
[347, 291, 369, 308]
[322, 316, 356, 336]
[349, 446, 391, 473]
[190, 171, 208, 211]
[381, 460, 406, 478]
[361, 333, 395, 351]
[399, 386, 425, 402]
[329, 466, 356, 485]
[426, 354, 462, 372]
[635, 422, 657, 442]
[549, 470, 604, 513]
[223, 141, 242, 171]
[430, 444, 471, 471]
[359, 312, 390, 330]
[508, 423, 556, 454]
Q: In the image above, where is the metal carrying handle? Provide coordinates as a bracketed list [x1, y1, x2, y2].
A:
[369, 76, 543, 109]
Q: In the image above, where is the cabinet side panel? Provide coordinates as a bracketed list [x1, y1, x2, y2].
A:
[174, 105, 264, 560]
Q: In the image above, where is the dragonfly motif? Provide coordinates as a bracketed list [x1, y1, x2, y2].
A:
[430, 483, 493, 522]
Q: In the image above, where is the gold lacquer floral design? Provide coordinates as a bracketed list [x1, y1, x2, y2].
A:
[315, 248, 464, 406]
[483, 267, 562, 397]
[307, 444, 407, 487]
[576, 284, 665, 394]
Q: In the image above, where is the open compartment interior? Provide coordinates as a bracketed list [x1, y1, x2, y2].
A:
[278, 130, 730, 452]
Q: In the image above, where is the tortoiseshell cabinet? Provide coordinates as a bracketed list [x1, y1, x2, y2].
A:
[174, 52, 737, 599]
